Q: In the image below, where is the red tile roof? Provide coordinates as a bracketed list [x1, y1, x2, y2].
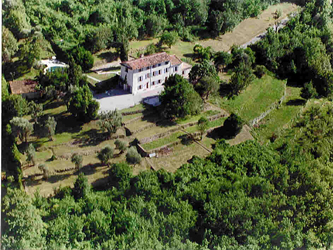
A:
[170, 55, 182, 66]
[10, 80, 38, 94]
[121, 52, 172, 70]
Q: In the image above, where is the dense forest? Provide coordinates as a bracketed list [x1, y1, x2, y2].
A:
[3, 0, 280, 52]
[2, 0, 333, 249]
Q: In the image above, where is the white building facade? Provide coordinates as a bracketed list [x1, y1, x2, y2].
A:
[120, 52, 192, 95]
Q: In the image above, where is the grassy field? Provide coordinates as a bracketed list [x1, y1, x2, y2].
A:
[142, 131, 186, 151]
[86, 72, 116, 81]
[121, 104, 145, 113]
[253, 86, 304, 143]
[210, 75, 286, 122]
[128, 3, 299, 60]
[149, 142, 210, 172]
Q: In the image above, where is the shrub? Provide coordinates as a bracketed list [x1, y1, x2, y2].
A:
[126, 147, 142, 165]
[301, 81, 318, 99]
[254, 65, 267, 78]
[97, 145, 114, 165]
[114, 140, 127, 153]
[222, 113, 244, 139]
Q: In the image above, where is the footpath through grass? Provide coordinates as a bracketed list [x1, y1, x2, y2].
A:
[211, 75, 286, 122]
[253, 86, 304, 143]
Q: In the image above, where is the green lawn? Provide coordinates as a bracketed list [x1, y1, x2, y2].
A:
[176, 110, 220, 125]
[121, 104, 144, 113]
[142, 131, 186, 151]
[210, 75, 286, 122]
[253, 86, 304, 144]
[122, 113, 143, 122]
[185, 117, 226, 133]
[86, 72, 116, 82]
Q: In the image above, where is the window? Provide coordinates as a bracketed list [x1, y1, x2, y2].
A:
[159, 70, 161, 75]
[165, 61, 169, 65]
[139, 68, 142, 72]
[153, 71, 155, 76]
[158, 79, 161, 84]
[158, 63, 161, 66]
[164, 68, 168, 73]
[125, 68, 128, 73]
[152, 81, 155, 86]
[138, 85, 142, 90]
[145, 73, 150, 79]
[182, 71, 185, 75]
[146, 67, 150, 70]
[153, 64, 156, 68]
[138, 76, 142, 82]
[175, 66, 178, 72]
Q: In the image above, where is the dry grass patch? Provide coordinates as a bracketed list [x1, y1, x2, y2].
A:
[149, 142, 210, 172]
[200, 3, 299, 51]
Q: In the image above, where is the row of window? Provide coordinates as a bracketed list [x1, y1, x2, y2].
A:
[137, 79, 163, 90]
[138, 67, 178, 82]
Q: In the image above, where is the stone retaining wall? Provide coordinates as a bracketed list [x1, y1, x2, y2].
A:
[249, 85, 287, 126]
[121, 109, 145, 116]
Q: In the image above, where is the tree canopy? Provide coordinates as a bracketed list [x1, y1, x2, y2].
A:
[160, 74, 203, 119]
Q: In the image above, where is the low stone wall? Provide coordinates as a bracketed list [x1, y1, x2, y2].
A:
[249, 85, 287, 126]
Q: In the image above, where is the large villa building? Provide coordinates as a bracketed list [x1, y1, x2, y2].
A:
[120, 52, 192, 95]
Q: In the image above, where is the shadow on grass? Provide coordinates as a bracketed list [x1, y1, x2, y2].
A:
[91, 176, 109, 191]
[286, 99, 306, 106]
[53, 112, 84, 134]
[44, 173, 72, 184]
[183, 53, 196, 59]
[72, 129, 106, 147]
[74, 163, 102, 175]
[207, 126, 229, 140]
[97, 51, 118, 63]
[43, 100, 65, 111]
[219, 83, 233, 98]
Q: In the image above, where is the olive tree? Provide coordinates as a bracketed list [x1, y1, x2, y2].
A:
[97, 145, 114, 165]
[26, 143, 36, 166]
[114, 139, 127, 154]
[71, 153, 83, 170]
[10, 117, 33, 143]
[98, 110, 122, 139]
[45, 116, 57, 141]
[126, 146, 141, 165]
